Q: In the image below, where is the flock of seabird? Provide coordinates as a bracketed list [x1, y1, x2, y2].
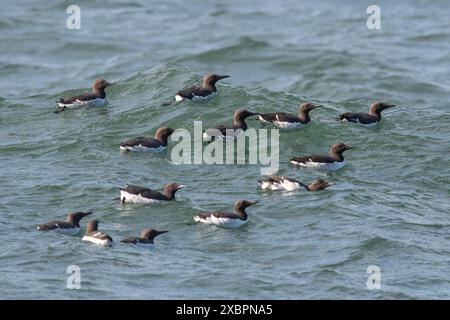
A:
[38, 74, 396, 247]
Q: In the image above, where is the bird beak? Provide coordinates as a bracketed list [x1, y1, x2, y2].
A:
[219, 75, 230, 79]
[156, 230, 169, 235]
[383, 104, 396, 109]
[345, 145, 355, 150]
[311, 104, 321, 109]
[106, 81, 116, 87]
[176, 185, 185, 190]
[81, 212, 93, 218]
[247, 200, 259, 206]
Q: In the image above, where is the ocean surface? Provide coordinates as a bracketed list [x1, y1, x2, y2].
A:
[1, 0, 449, 299]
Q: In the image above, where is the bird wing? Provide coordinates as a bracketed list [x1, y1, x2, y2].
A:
[291, 155, 336, 164]
[60, 93, 99, 104]
[339, 112, 377, 124]
[120, 137, 161, 148]
[37, 220, 72, 230]
[176, 86, 213, 99]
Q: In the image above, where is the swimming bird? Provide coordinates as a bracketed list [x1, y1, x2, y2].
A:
[120, 127, 175, 152]
[194, 200, 258, 228]
[57, 79, 115, 111]
[258, 176, 334, 191]
[337, 101, 396, 127]
[203, 109, 259, 141]
[119, 183, 184, 204]
[258, 102, 320, 129]
[121, 229, 168, 247]
[175, 74, 230, 102]
[82, 220, 113, 246]
[290, 143, 354, 171]
[37, 212, 93, 236]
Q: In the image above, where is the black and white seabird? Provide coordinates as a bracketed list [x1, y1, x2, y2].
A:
[258, 176, 334, 191]
[37, 212, 92, 236]
[203, 109, 259, 141]
[338, 101, 396, 127]
[119, 183, 184, 204]
[82, 220, 113, 246]
[194, 200, 258, 228]
[258, 102, 320, 129]
[121, 229, 168, 248]
[290, 143, 354, 171]
[57, 79, 115, 111]
[175, 74, 230, 102]
[120, 127, 175, 152]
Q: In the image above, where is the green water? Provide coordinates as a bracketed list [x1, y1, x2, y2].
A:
[1, 0, 449, 299]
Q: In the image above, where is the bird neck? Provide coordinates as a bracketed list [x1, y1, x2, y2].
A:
[298, 110, 311, 123]
[93, 87, 106, 98]
[203, 80, 217, 91]
[233, 118, 248, 129]
[369, 108, 382, 120]
[234, 207, 248, 220]
[156, 134, 169, 146]
[164, 190, 175, 200]
[331, 150, 344, 161]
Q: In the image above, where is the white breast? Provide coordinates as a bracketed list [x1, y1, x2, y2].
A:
[119, 145, 166, 153]
[291, 159, 346, 172]
[58, 98, 108, 108]
[120, 190, 161, 204]
[82, 233, 112, 246]
[259, 179, 301, 191]
[202, 129, 244, 142]
[195, 214, 247, 228]
[273, 121, 305, 130]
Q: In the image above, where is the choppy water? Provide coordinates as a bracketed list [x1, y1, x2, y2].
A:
[1, 0, 450, 299]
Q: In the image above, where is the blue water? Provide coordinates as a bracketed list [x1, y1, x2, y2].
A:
[1, 0, 449, 299]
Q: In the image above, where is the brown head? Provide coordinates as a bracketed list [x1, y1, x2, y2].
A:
[298, 102, 320, 122]
[308, 179, 334, 191]
[67, 212, 93, 226]
[140, 229, 168, 240]
[233, 109, 259, 124]
[92, 79, 115, 97]
[234, 200, 259, 215]
[369, 101, 396, 117]
[164, 183, 185, 199]
[85, 220, 99, 233]
[154, 127, 175, 145]
[330, 143, 354, 161]
[203, 74, 230, 90]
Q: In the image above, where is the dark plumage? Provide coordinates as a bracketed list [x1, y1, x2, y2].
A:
[57, 79, 115, 111]
[82, 220, 113, 246]
[120, 127, 175, 152]
[37, 212, 92, 234]
[338, 101, 396, 126]
[121, 229, 168, 246]
[258, 175, 333, 191]
[203, 109, 259, 141]
[291, 143, 354, 165]
[194, 200, 258, 227]
[176, 74, 230, 101]
[119, 183, 184, 203]
[258, 102, 320, 128]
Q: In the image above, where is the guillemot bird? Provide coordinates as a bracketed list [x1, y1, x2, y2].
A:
[57, 79, 115, 111]
[194, 200, 258, 228]
[203, 109, 259, 141]
[258, 102, 320, 129]
[121, 229, 168, 248]
[120, 127, 175, 152]
[82, 220, 113, 246]
[338, 101, 396, 127]
[290, 143, 354, 171]
[175, 74, 230, 102]
[37, 211, 92, 236]
[119, 183, 184, 204]
[258, 176, 334, 192]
